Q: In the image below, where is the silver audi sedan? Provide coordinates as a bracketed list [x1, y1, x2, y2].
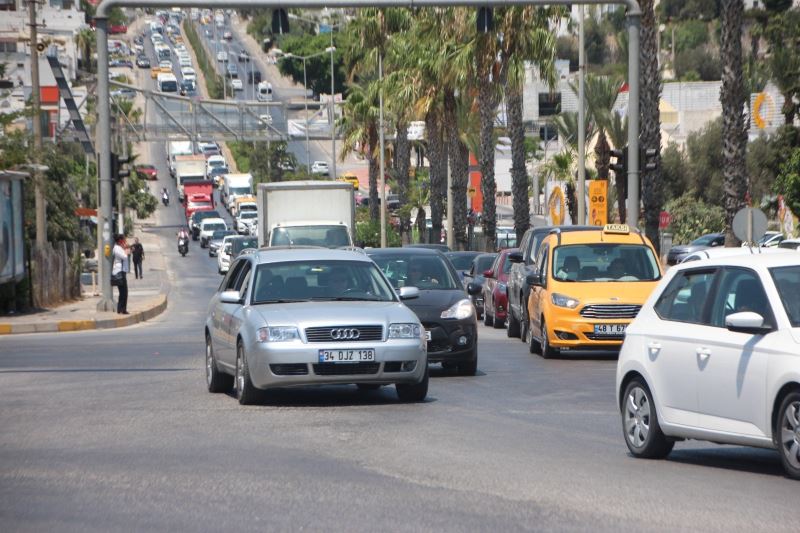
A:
[204, 247, 429, 404]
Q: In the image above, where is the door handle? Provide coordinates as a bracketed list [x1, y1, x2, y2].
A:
[696, 347, 711, 361]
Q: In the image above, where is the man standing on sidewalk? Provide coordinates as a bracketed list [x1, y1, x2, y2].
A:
[131, 237, 145, 280]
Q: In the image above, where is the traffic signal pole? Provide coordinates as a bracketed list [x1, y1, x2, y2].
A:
[95, 17, 115, 311]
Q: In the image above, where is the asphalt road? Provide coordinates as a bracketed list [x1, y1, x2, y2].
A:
[1, 197, 799, 531]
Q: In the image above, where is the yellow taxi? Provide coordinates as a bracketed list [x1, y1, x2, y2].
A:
[525, 224, 663, 357]
[337, 173, 360, 190]
[150, 67, 161, 79]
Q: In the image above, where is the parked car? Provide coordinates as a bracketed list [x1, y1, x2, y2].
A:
[482, 248, 517, 329]
[208, 229, 237, 257]
[111, 88, 136, 100]
[779, 238, 800, 250]
[134, 164, 158, 180]
[230, 78, 243, 91]
[367, 247, 480, 375]
[109, 59, 133, 68]
[462, 253, 497, 319]
[444, 251, 482, 284]
[199, 218, 228, 247]
[204, 248, 429, 404]
[526, 225, 663, 358]
[616, 252, 800, 479]
[310, 161, 329, 176]
[506, 225, 598, 341]
[666, 232, 725, 265]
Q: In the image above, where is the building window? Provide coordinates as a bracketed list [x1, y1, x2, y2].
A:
[0, 40, 18, 53]
[538, 93, 561, 117]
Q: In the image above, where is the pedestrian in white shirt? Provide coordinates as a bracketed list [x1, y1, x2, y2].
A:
[112, 234, 130, 314]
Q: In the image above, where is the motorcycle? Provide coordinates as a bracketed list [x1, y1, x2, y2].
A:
[178, 237, 188, 257]
[162, 192, 170, 207]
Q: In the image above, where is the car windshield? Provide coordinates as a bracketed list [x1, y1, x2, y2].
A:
[370, 254, 460, 290]
[770, 266, 800, 327]
[446, 253, 479, 271]
[474, 255, 496, 274]
[501, 255, 514, 274]
[271, 225, 350, 248]
[691, 234, 718, 246]
[239, 212, 257, 219]
[208, 160, 225, 167]
[204, 223, 226, 232]
[552, 244, 661, 282]
[194, 211, 220, 222]
[251, 260, 396, 303]
[211, 230, 233, 240]
[231, 238, 258, 255]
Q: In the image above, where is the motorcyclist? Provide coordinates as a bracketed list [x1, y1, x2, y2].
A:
[177, 227, 189, 241]
[162, 188, 170, 206]
[177, 227, 189, 256]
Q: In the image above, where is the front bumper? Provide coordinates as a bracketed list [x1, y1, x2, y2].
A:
[545, 313, 630, 350]
[422, 319, 477, 363]
[245, 337, 427, 389]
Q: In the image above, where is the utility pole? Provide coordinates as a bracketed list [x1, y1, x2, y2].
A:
[329, 31, 337, 180]
[29, 0, 46, 248]
[378, 52, 386, 248]
[577, 5, 586, 225]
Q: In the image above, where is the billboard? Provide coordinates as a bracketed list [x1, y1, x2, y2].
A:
[0, 172, 26, 284]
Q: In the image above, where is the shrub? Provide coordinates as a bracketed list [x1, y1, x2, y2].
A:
[664, 192, 725, 244]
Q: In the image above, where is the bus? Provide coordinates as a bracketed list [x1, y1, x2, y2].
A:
[256, 81, 273, 102]
[157, 73, 178, 93]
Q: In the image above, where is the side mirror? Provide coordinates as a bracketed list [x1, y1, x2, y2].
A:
[526, 272, 543, 287]
[466, 282, 482, 296]
[483, 269, 494, 278]
[219, 290, 243, 304]
[508, 251, 524, 264]
[397, 286, 419, 300]
[725, 311, 771, 335]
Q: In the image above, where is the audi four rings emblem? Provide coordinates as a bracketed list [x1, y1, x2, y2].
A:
[330, 328, 360, 340]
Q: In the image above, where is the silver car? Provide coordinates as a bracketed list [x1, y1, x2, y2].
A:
[204, 248, 429, 404]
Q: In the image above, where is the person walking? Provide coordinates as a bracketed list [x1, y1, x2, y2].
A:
[112, 234, 130, 314]
[130, 237, 145, 279]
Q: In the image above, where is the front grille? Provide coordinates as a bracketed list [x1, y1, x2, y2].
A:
[427, 340, 452, 353]
[585, 333, 625, 341]
[579, 304, 641, 319]
[305, 325, 383, 343]
[270, 363, 309, 376]
[312, 363, 380, 376]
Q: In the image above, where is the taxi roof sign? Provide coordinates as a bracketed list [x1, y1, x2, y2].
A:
[603, 224, 630, 234]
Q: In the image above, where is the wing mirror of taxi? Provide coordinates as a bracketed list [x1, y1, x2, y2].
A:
[526, 272, 543, 287]
[508, 251, 523, 263]
[483, 269, 494, 278]
[466, 282, 482, 296]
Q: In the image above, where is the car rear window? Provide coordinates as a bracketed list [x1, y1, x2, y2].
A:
[370, 254, 460, 290]
[770, 266, 800, 327]
[552, 244, 661, 282]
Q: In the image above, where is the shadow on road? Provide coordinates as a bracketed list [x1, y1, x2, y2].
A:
[0, 368, 194, 374]
[665, 447, 786, 478]
[226, 384, 438, 407]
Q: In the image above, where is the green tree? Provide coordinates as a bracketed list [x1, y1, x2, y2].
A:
[774, 148, 800, 217]
[276, 33, 348, 97]
[664, 192, 726, 244]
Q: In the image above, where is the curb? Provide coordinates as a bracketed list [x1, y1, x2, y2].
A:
[0, 294, 168, 335]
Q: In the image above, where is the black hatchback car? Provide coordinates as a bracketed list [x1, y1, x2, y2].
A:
[367, 248, 480, 375]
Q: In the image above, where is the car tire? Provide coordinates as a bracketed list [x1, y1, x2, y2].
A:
[357, 384, 381, 391]
[507, 307, 521, 338]
[483, 308, 493, 326]
[621, 378, 674, 459]
[492, 312, 504, 329]
[540, 318, 558, 359]
[200, 240, 206, 249]
[777, 391, 800, 480]
[526, 317, 540, 354]
[235, 343, 259, 405]
[457, 349, 478, 376]
[519, 307, 529, 344]
[206, 335, 233, 393]
[395, 363, 428, 402]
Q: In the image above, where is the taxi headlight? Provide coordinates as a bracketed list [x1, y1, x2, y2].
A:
[441, 299, 475, 320]
[551, 293, 580, 309]
[257, 326, 299, 342]
[388, 323, 421, 339]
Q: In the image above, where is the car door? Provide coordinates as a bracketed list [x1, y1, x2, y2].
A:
[483, 255, 500, 315]
[696, 267, 774, 437]
[214, 259, 248, 367]
[227, 261, 253, 358]
[528, 242, 550, 337]
[646, 268, 718, 428]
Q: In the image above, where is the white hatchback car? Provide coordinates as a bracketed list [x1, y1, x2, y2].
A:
[617, 253, 800, 479]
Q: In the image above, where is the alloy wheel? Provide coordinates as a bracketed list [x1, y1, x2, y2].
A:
[236, 349, 244, 397]
[780, 400, 800, 470]
[205, 342, 213, 387]
[625, 386, 651, 448]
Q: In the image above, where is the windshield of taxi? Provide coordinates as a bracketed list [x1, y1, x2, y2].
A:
[552, 244, 661, 282]
[770, 266, 800, 327]
[370, 254, 460, 290]
[251, 260, 396, 303]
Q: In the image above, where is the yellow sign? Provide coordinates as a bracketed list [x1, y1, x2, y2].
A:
[548, 186, 566, 225]
[604, 224, 630, 234]
[588, 180, 608, 226]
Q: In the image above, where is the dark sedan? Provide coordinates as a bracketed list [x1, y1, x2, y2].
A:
[367, 248, 480, 375]
[135, 55, 151, 68]
[444, 251, 482, 285]
[666, 232, 725, 265]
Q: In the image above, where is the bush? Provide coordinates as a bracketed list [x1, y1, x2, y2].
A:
[664, 192, 725, 244]
[675, 46, 721, 81]
[355, 220, 401, 248]
[774, 147, 800, 218]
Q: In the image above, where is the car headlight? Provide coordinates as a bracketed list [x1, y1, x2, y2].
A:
[256, 326, 299, 342]
[388, 323, 422, 339]
[441, 299, 474, 320]
[551, 293, 580, 309]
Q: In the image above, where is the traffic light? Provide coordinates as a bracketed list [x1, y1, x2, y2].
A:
[641, 147, 658, 172]
[609, 146, 628, 178]
[272, 9, 289, 34]
[110, 152, 131, 209]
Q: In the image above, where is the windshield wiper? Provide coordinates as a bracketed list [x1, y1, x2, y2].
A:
[256, 299, 309, 304]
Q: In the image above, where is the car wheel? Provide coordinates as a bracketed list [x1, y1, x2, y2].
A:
[526, 317, 540, 354]
[356, 384, 381, 391]
[540, 318, 558, 359]
[200, 240, 206, 248]
[519, 304, 529, 344]
[492, 312, 504, 329]
[206, 335, 233, 393]
[507, 307, 520, 338]
[395, 363, 428, 402]
[235, 343, 259, 405]
[483, 307, 493, 326]
[621, 378, 674, 459]
[777, 391, 800, 480]
[457, 349, 478, 376]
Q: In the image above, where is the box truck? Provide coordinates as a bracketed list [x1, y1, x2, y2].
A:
[174, 155, 207, 201]
[167, 140, 193, 177]
[222, 173, 253, 211]
[256, 181, 355, 248]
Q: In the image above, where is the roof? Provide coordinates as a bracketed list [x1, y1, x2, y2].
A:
[251, 247, 374, 264]
[673, 251, 800, 271]
[553, 228, 650, 246]
[367, 247, 444, 257]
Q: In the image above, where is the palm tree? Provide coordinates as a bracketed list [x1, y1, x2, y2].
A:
[605, 110, 629, 223]
[573, 74, 622, 181]
[639, 0, 664, 249]
[339, 81, 380, 220]
[75, 28, 95, 73]
[719, 0, 749, 246]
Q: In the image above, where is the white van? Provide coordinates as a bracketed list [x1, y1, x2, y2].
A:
[256, 81, 273, 102]
[157, 73, 178, 93]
